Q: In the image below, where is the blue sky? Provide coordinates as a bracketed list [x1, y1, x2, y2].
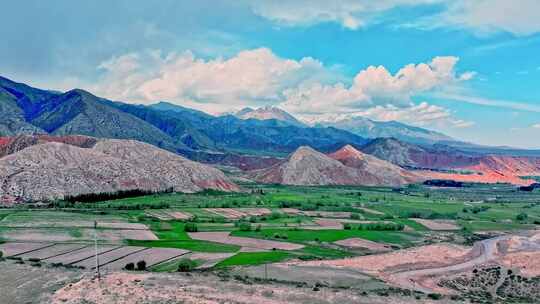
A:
[2, 0, 540, 148]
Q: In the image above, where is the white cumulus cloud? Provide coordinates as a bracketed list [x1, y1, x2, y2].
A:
[279, 56, 472, 114]
[82, 48, 473, 128]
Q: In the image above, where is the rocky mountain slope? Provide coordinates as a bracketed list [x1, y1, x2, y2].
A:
[361, 138, 540, 185]
[311, 115, 454, 145]
[328, 145, 420, 186]
[0, 136, 238, 204]
[251, 146, 417, 186]
[361, 138, 478, 169]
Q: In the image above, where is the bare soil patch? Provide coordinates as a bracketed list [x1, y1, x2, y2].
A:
[73, 246, 146, 269]
[280, 208, 301, 214]
[103, 247, 189, 270]
[205, 208, 247, 219]
[51, 271, 444, 304]
[236, 208, 272, 216]
[412, 218, 460, 231]
[334, 238, 393, 252]
[500, 251, 540, 277]
[189, 232, 304, 250]
[166, 210, 193, 220]
[299, 244, 471, 276]
[1, 229, 76, 242]
[0, 242, 53, 257]
[144, 210, 173, 220]
[94, 229, 158, 241]
[45, 245, 119, 265]
[0, 228, 157, 242]
[18, 244, 87, 260]
[307, 219, 343, 230]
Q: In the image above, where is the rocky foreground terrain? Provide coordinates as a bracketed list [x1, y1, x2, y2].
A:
[0, 135, 238, 204]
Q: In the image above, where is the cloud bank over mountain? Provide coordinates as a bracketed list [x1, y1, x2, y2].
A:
[71, 48, 474, 129]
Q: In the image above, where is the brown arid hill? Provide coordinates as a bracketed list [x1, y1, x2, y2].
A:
[0, 134, 98, 157]
[0, 136, 238, 205]
[328, 145, 420, 186]
[250, 146, 416, 187]
[362, 138, 540, 185]
[419, 155, 540, 186]
[361, 138, 477, 169]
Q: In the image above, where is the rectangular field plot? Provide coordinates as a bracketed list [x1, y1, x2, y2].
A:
[189, 232, 304, 251]
[102, 248, 189, 270]
[236, 208, 272, 216]
[204, 208, 247, 219]
[17, 244, 88, 260]
[73, 246, 147, 269]
[45, 245, 119, 265]
[0, 228, 157, 242]
[0, 211, 126, 228]
[145, 210, 193, 220]
[0, 242, 53, 257]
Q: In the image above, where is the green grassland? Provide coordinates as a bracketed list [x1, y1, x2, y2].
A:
[2, 183, 540, 269]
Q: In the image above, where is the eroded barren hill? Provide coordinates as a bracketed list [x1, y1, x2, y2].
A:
[0, 136, 238, 204]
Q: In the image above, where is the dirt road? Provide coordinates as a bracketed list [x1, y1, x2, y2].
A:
[388, 235, 521, 293]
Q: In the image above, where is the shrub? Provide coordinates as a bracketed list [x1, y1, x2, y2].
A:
[358, 222, 404, 231]
[270, 212, 282, 220]
[0, 250, 3, 259]
[516, 213, 528, 221]
[125, 262, 135, 270]
[427, 293, 442, 300]
[136, 260, 146, 271]
[177, 259, 197, 272]
[350, 213, 361, 220]
[343, 223, 352, 230]
[184, 222, 198, 232]
[238, 222, 252, 231]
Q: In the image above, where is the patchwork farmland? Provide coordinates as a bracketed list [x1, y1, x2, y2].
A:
[1, 183, 540, 303]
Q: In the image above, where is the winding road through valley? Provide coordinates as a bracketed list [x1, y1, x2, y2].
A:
[388, 234, 539, 293]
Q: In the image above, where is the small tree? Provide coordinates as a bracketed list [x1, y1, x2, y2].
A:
[136, 260, 147, 271]
[0, 250, 3, 259]
[239, 222, 252, 231]
[516, 213, 528, 221]
[184, 222, 198, 232]
[177, 259, 197, 272]
[125, 262, 135, 270]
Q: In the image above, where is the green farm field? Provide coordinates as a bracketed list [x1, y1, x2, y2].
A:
[1, 183, 539, 269]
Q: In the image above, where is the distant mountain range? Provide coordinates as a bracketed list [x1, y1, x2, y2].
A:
[2, 74, 540, 177]
[311, 115, 454, 145]
[0, 76, 368, 163]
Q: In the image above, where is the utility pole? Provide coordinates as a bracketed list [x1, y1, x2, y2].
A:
[94, 220, 100, 281]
